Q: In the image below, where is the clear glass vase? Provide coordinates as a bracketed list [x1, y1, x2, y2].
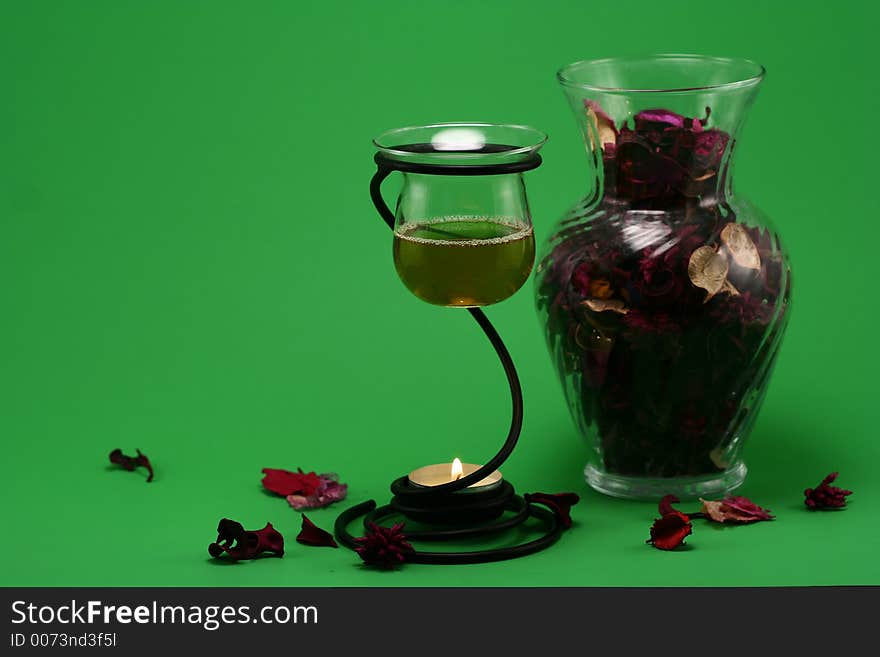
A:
[534, 55, 792, 499]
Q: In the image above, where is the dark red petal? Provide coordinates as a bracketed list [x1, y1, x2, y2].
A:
[109, 448, 154, 483]
[658, 494, 680, 516]
[647, 511, 692, 550]
[353, 522, 414, 569]
[208, 519, 284, 561]
[296, 514, 338, 548]
[135, 450, 155, 483]
[804, 472, 853, 509]
[635, 109, 686, 129]
[254, 522, 285, 556]
[261, 468, 322, 497]
[524, 492, 580, 529]
[720, 495, 774, 520]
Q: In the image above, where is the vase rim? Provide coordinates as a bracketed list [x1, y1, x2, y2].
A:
[557, 54, 765, 94]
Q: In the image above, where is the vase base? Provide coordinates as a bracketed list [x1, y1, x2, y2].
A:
[584, 461, 747, 501]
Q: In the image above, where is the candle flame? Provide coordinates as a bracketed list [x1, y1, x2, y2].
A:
[451, 458, 463, 481]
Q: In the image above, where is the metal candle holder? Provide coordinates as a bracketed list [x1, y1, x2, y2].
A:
[335, 127, 564, 564]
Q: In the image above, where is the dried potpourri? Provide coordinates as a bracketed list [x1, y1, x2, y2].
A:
[536, 104, 789, 479]
[524, 492, 581, 529]
[804, 472, 852, 509]
[648, 493, 773, 550]
[261, 468, 348, 509]
[109, 448, 154, 482]
[296, 515, 338, 548]
[353, 522, 414, 569]
[207, 519, 284, 561]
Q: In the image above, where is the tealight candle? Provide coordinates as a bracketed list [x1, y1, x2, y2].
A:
[408, 457, 502, 490]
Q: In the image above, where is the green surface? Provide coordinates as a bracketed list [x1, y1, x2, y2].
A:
[1, 1, 878, 587]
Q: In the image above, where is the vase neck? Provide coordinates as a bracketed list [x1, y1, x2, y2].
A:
[558, 57, 763, 209]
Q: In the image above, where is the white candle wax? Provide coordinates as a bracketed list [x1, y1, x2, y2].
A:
[408, 460, 502, 489]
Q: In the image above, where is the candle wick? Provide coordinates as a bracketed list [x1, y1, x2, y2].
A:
[454, 472, 462, 481]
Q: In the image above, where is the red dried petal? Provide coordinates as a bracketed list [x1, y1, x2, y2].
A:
[254, 523, 285, 556]
[721, 496, 774, 520]
[109, 448, 154, 483]
[261, 468, 322, 497]
[635, 109, 686, 129]
[804, 472, 853, 509]
[524, 492, 580, 529]
[699, 495, 773, 523]
[658, 494, 680, 516]
[287, 474, 348, 510]
[354, 522, 413, 569]
[208, 519, 284, 561]
[296, 514, 338, 548]
[647, 511, 692, 550]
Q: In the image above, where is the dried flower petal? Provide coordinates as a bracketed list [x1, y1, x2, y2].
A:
[700, 496, 773, 523]
[719, 496, 774, 520]
[354, 522, 413, 569]
[208, 519, 284, 561]
[109, 448, 154, 483]
[296, 514, 338, 548]
[647, 511, 692, 550]
[721, 223, 761, 270]
[524, 492, 581, 529]
[688, 245, 729, 301]
[261, 468, 323, 497]
[658, 494, 680, 516]
[804, 472, 853, 509]
[582, 298, 629, 314]
[287, 473, 348, 510]
[635, 109, 687, 129]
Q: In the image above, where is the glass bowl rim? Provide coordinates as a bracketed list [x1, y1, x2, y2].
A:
[372, 122, 548, 162]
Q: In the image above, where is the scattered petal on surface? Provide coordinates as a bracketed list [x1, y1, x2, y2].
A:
[524, 492, 581, 529]
[296, 514, 338, 548]
[647, 511, 692, 550]
[700, 496, 773, 523]
[719, 496, 774, 520]
[804, 472, 852, 509]
[208, 519, 284, 561]
[261, 468, 323, 497]
[658, 494, 680, 516]
[109, 448, 154, 483]
[354, 522, 414, 569]
[287, 473, 348, 510]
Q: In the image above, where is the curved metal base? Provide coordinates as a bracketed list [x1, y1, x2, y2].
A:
[335, 490, 563, 565]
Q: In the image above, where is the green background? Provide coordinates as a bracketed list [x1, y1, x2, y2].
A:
[2, 1, 878, 587]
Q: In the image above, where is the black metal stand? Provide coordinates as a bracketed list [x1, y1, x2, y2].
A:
[335, 150, 562, 565]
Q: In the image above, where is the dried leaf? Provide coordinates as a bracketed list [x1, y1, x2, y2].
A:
[720, 223, 761, 270]
[688, 246, 729, 301]
[700, 499, 739, 523]
[699, 496, 773, 523]
[582, 298, 629, 314]
[586, 102, 617, 148]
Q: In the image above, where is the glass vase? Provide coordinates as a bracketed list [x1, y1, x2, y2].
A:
[534, 55, 792, 499]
